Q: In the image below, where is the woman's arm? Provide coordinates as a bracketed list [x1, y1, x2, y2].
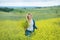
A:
[33, 20, 37, 29]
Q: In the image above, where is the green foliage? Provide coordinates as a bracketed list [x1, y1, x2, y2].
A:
[0, 7, 14, 12]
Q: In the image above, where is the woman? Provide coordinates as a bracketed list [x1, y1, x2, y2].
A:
[25, 13, 37, 36]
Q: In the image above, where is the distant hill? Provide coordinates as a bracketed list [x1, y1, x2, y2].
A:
[0, 6, 60, 20]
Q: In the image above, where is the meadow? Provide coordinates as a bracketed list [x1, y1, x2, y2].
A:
[0, 6, 60, 40]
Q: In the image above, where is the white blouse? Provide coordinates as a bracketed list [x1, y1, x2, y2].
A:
[27, 19, 34, 31]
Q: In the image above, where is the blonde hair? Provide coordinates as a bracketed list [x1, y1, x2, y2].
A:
[26, 13, 32, 20]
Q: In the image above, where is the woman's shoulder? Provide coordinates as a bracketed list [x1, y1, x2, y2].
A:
[33, 19, 35, 22]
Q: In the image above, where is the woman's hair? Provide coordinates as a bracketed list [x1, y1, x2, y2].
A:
[26, 13, 32, 20]
[27, 13, 32, 16]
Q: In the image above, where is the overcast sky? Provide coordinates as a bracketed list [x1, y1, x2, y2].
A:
[0, 0, 60, 7]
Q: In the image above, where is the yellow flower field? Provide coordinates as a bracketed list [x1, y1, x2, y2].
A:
[0, 18, 60, 40]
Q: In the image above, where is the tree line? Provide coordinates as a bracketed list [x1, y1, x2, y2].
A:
[0, 7, 14, 12]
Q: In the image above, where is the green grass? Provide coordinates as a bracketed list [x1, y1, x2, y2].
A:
[0, 6, 60, 20]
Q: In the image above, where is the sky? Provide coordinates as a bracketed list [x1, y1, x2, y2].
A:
[0, 0, 60, 7]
